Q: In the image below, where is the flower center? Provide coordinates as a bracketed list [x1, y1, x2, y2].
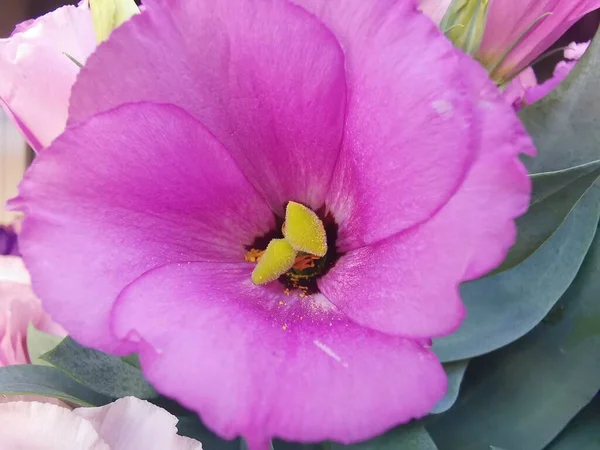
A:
[245, 202, 338, 294]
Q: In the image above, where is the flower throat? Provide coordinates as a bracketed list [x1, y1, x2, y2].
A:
[245, 202, 339, 295]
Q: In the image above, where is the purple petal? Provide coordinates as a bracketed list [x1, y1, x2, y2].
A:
[523, 61, 574, 105]
[12, 103, 273, 353]
[523, 41, 590, 105]
[478, 0, 600, 81]
[564, 41, 591, 60]
[112, 262, 446, 447]
[0, 226, 19, 256]
[68, 0, 346, 213]
[319, 59, 534, 337]
[293, 0, 478, 250]
[501, 68, 538, 110]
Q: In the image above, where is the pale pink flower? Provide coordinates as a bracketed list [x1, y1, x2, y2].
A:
[0, 396, 202, 449]
[0, 2, 95, 151]
[419, 0, 452, 24]
[0, 255, 65, 366]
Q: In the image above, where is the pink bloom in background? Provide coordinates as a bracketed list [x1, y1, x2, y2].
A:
[417, 0, 599, 84]
[0, 255, 65, 366]
[0, 396, 202, 449]
[501, 67, 539, 110]
[11, 0, 534, 447]
[476, 0, 600, 82]
[0, 2, 95, 151]
[419, 0, 452, 24]
[523, 41, 591, 105]
[502, 41, 591, 110]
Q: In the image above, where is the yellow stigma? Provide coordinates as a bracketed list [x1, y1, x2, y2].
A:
[89, 0, 139, 43]
[283, 202, 327, 257]
[249, 202, 329, 286]
[251, 239, 297, 285]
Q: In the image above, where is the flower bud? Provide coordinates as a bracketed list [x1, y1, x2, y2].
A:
[89, 0, 139, 43]
[440, 0, 490, 55]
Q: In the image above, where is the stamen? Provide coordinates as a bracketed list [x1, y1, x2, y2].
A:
[283, 202, 327, 257]
[292, 253, 320, 271]
[246, 203, 338, 292]
[244, 248, 264, 263]
[251, 239, 297, 285]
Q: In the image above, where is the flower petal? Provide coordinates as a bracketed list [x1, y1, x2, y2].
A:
[418, 0, 452, 24]
[0, 4, 95, 150]
[69, 0, 346, 213]
[320, 59, 533, 337]
[522, 41, 591, 106]
[502, 67, 538, 110]
[74, 397, 202, 450]
[293, 0, 477, 249]
[0, 225, 20, 257]
[478, 0, 600, 81]
[12, 102, 273, 353]
[524, 61, 574, 105]
[0, 255, 29, 284]
[0, 401, 109, 449]
[0, 255, 64, 366]
[112, 262, 446, 447]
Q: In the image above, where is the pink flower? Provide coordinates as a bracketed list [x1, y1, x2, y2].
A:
[418, 0, 599, 84]
[504, 40, 591, 109]
[0, 255, 65, 366]
[523, 41, 591, 104]
[501, 67, 539, 110]
[0, 2, 96, 151]
[477, 0, 600, 82]
[419, 0, 452, 24]
[0, 396, 202, 449]
[11, 0, 534, 447]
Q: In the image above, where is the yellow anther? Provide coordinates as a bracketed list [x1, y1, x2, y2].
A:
[244, 248, 264, 263]
[89, 0, 139, 43]
[251, 239, 297, 285]
[283, 202, 327, 257]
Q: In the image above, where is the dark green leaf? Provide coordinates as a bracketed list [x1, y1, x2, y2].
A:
[428, 227, 600, 450]
[0, 364, 110, 406]
[121, 353, 141, 369]
[26, 323, 64, 367]
[41, 337, 157, 399]
[433, 181, 600, 362]
[241, 440, 275, 450]
[496, 163, 600, 272]
[330, 424, 438, 450]
[564, 313, 600, 349]
[520, 28, 600, 174]
[545, 396, 600, 450]
[274, 442, 323, 450]
[177, 415, 240, 450]
[431, 360, 469, 414]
